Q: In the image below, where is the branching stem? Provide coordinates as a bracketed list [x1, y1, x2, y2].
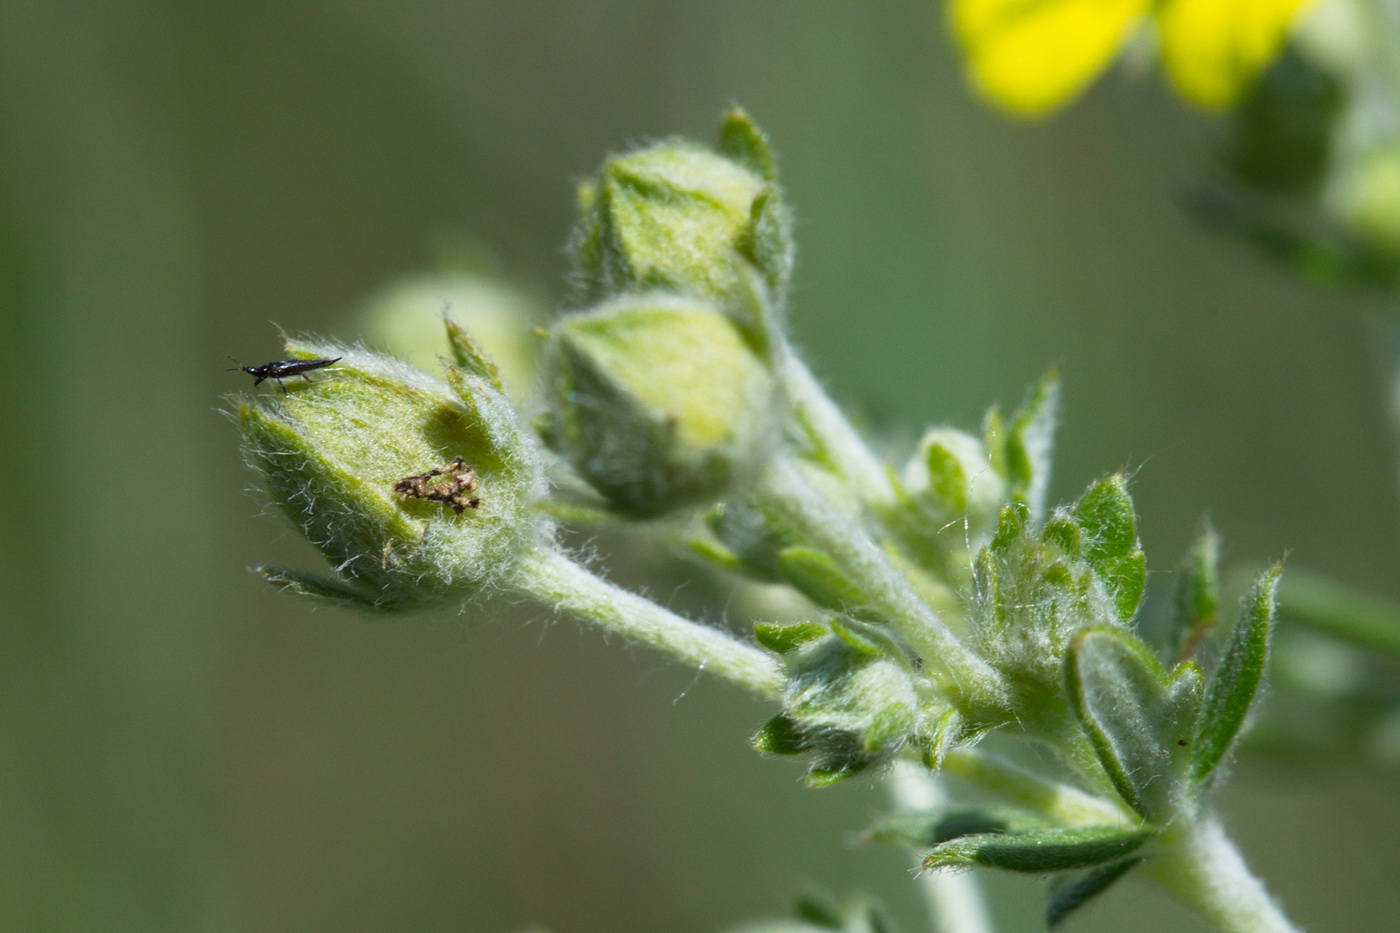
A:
[510, 545, 784, 697]
[755, 459, 1004, 707]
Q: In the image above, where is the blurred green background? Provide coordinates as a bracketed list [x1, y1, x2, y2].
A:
[3, 2, 1399, 931]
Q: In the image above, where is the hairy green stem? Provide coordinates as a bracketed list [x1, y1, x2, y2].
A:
[889, 761, 995, 933]
[510, 545, 785, 696]
[755, 459, 1004, 707]
[781, 354, 894, 499]
[1148, 815, 1300, 933]
[941, 747, 1128, 826]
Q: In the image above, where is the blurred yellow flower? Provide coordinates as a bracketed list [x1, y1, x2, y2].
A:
[951, 0, 1325, 116]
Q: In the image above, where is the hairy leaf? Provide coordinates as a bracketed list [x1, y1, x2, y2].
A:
[1193, 563, 1283, 782]
[923, 824, 1154, 873]
[1073, 474, 1145, 622]
[754, 619, 832, 655]
[1066, 626, 1173, 817]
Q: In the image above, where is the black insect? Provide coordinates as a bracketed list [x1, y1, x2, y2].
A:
[228, 356, 342, 392]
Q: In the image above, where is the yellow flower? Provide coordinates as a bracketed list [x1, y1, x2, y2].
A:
[951, 0, 1325, 117]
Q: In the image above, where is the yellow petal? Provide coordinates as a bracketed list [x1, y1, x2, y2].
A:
[1157, 0, 1324, 110]
[950, 0, 1153, 117]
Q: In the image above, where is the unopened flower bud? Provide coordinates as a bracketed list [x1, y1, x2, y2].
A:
[571, 108, 793, 311]
[239, 336, 545, 609]
[753, 621, 922, 786]
[540, 294, 780, 517]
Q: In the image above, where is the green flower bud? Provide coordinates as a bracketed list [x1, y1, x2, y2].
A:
[239, 336, 545, 609]
[540, 294, 780, 517]
[571, 108, 793, 311]
[754, 622, 924, 786]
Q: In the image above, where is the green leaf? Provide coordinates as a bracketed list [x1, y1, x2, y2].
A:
[807, 756, 873, 787]
[1072, 474, 1146, 622]
[1041, 511, 1084, 558]
[1172, 525, 1220, 662]
[865, 804, 1049, 848]
[753, 715, 812, 755]
[1193, 563, 1283, 782]
[918, 707, 962, 770]
[923, 824, 1154, 873]
[1046, 857, 1143, 927]
[829, 616, 907, 659]
[754, 620, 832, 655]
[688, 535, 743, 571]
[778, 547, 872, 616]
[922, 440, 971, 515]
[1004, 370, 1060, 516]
[793, 896, 845, 929]
[989, 501, 1029, 553]
[1065, 627, 1174, 818]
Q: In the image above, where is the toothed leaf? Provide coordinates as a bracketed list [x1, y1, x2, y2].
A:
[1073, 474, 1146, 622]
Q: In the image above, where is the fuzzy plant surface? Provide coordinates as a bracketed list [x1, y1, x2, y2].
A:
[235, 109, 1299, 933]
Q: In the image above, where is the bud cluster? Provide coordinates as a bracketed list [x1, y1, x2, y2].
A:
[234, 109, 1291, 931]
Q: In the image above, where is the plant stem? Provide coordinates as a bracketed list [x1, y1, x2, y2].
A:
[781, 354, 894, 499]
[940, 747, 1128, 826]
[509, 545, 784, 697]
[755, 459, 1004, 706]
[889, 761, 995, 933]
[1148, 815, 1300, 933]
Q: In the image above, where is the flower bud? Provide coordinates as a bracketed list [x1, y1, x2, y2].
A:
[753, 621, 922, 786]
[570, 108, 793, 311]
[239, 336, 545, 609]
[540, 293, 780, 517]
